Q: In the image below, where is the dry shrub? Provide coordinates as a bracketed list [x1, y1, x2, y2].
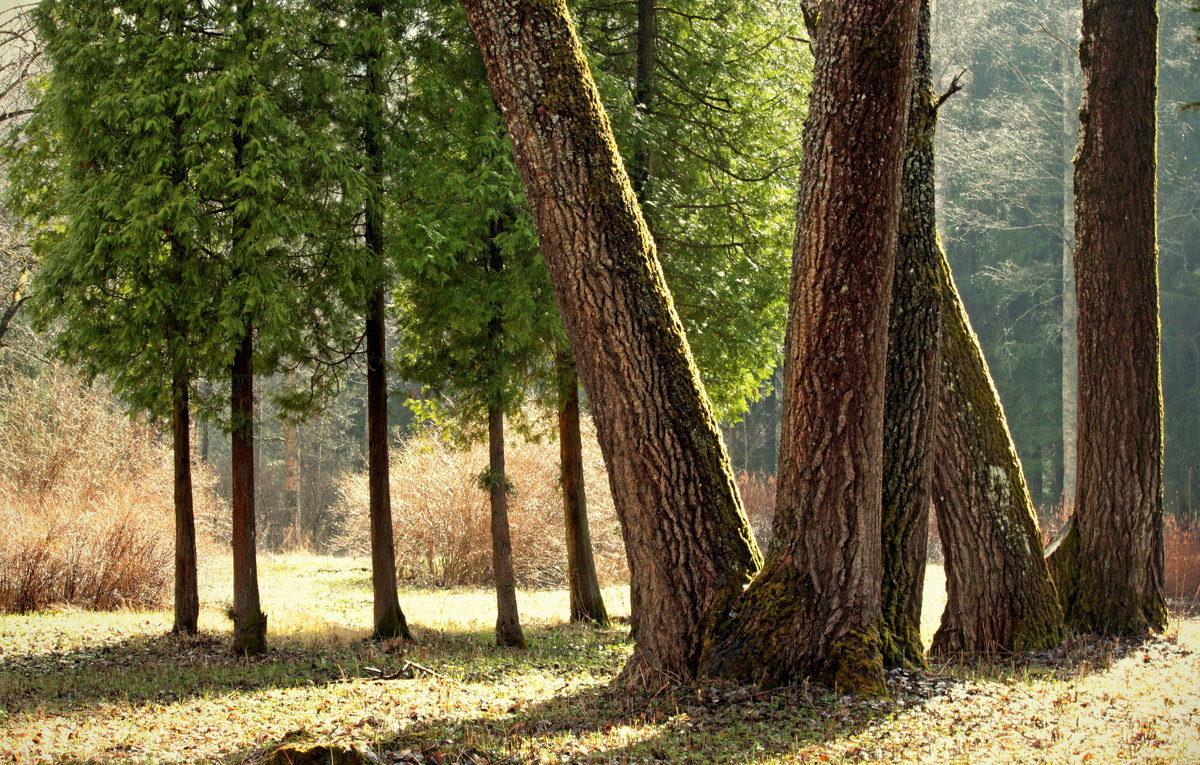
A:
[0, 365, 225, 613]
[332, 419, 628, 588]
[1164, 515, 1200, 604]
[736, 470, 775, 550]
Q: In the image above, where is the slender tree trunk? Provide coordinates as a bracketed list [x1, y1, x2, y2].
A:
[171, 370, 199, 634]
[631, 0, 656, 199]
[1049, 0, 1166, 636]
[464, 0, 759, 686]
[231, 327, 266, 654]
[704, 0, 921, 695]
[367, 287, 408, 640]
[556, 352, 608, 626]
[283, 414, 299, 538]
[489, 401, 526, 648]
[929, 253, 1064, 656]
[363, 0, 410, 641]
[1061, 44, 1078, 509]
[880, 0, 939, 670]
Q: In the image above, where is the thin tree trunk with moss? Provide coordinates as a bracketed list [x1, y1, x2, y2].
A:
[880, 0, 939, 671]
[171, 368, 199, 634]
[489, 399, 526, 648]
[556, 352, 608, 626]
[929, 255, 1064, 656]
[1048, 0, 1166, 636]
[703, 0, 921, 695]
[464, 0, 760, 686]
[363, 0, 410, 641]
[231, 327, 266, 654]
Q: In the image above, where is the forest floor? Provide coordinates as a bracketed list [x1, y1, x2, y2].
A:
[1, 554, 1198, 764]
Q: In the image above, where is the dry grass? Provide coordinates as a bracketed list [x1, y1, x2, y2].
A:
[331, 423, 628, 588]
[0, 365, 225, 614]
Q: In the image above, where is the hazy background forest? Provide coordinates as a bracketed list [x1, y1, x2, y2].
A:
[0, 0, 1197, 591]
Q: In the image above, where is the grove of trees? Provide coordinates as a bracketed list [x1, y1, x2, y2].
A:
[2, 0, 1194, 697]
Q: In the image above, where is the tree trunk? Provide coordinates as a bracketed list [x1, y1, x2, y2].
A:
[231, 327, 266, 654]
[283, 414, 299, 538]
[929, 252, 1065, 656]
[631, 0, 656, 199]
[1060, 43, 1078, 509]
[171, 370, 199, 635]
[556, 352, 608, 626]
[367, 287, 409, 640]
[1050, 0, 1166, 636]
[880, 0, 939, 671]
[464, 0, 760, 686]
[489, 401, 526, 648]
[704, 0, 921, 695]
[363, 0, 410, 641]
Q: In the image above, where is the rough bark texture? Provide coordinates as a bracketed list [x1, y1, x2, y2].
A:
[231, 328, 266, 654]
[703, 0, 920, 695]
[489, 402, 526, 648]
[880, 0, 939, 671]
[1051, 0, 1166, 636]
[557, 353, 609, 626]
[463, 0, 760, 686]
[171, 370, 199, 635]
[930, 256, 1064, 656]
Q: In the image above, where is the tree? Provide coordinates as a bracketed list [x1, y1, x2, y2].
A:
[463, 0, 760, 684]
[1047, 0, 1167, 636]
[18, 0, 224, 635]
[704, 0, 921, 694]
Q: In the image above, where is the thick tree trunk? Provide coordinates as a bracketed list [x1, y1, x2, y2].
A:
[556, 352, 608, 626]
[1050, 0, 1166, 635]
[930, 254, 1065, 656]
[464, 0, 759, 685]
[231, 328, 266, 654]
[367, 287, 409, 640]
[363, 1, 410, 641]
[703, 0, 920, 695]
[489, 401, 526, 648]
[1060, 44, 1078, 509]
[880, 0, 939, 671]
[171, 370, 199, 635]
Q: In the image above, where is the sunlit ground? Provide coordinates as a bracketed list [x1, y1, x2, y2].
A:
[2, 555, 1197, 764]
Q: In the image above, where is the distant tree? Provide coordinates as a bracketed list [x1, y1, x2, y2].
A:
[704, 0, 920, 694]
[1047, 0, 1167, 636]
[463, 0, 760, 684]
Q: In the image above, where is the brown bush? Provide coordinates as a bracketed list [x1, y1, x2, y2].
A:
[736, 470, 775, 550]
[0, 365, 225, 613]
[331, 420, 628, 588]
[1164, 515, 1200, 604]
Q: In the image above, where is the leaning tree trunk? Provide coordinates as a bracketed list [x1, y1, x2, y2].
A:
[171, 368, 199, 634]
[703, 0, 920, 695]
[464, 0, 760, 686]
[1048, 0, 1166, 636]
[363, 0, 410, 641]
[880, 0, 940, 671]
[929, 256, 1065, 656]
[556, 352, 609, 626]
[231, 327, 266, 654]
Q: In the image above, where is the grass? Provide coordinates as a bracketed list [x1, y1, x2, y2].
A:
[2, 555, 1198, 764]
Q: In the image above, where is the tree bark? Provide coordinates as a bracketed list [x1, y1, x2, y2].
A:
[630, 0, 656, 200]
[1060, 43, 1078, 509]
[231, 327, 266, 654]
[171, 369, 199, 634]
[463, 0, 759, 685]
[283, 413, 299, 537]
[556, 352, 608, 626]
[363, 0, 410, 641]
[880, 0, 939, 671]
[929, 253, 1065, 656]
[367, 287, 409, 640]
[703, 0, 920, 695]
[489, 400, 526, 648]
[1050, 0, 1166, 636]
